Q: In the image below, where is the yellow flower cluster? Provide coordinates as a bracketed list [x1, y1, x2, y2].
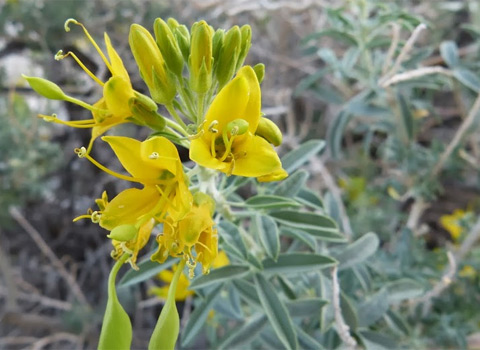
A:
[24, 17, 289, 275]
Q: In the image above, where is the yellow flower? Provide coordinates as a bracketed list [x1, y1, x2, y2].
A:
[152, 194, 218, 275]
[151, 264, 195, 301]
[459, 265, 476, 279]
[43, 19, 136, 153]
[74, 136, 193, 268]
[189, 66, 287, 182]
[440, 209, 469, 242]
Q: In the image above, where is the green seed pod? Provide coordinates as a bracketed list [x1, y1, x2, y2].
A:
[226, 118, 249, 136]
[148, 260, 186, 350]
[154, 18, 184, 77]
[98, 254, 132, 350]
[22, 75, 67, 100]
[255, 117, 283, 146]
[107, 224, 138, 242]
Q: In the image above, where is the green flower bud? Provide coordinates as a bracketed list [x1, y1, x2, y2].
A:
[174, 24, 190, 62]
[22, 75, 67, 100]
[253, 63, 265, 84]
[107, 224, 138, 242]
[212, 29, 225, 65]
[215, 26, 241, 89]
[255, 117, 283, 146]
[167, 17, 179, 31]
[154, 18, 184, 77]
[129, 24, 176, 104]
[128, 96, 166, 131]
[189, 20, 213, 93]
[236, 25, 252, 71]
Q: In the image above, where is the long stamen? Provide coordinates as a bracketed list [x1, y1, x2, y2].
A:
[75, 147, 161, 185]
[64, 19, 113, 73]
[55, 50, 104, 86]
[72, 214, 91, 222]
[39, 114, 98, 128]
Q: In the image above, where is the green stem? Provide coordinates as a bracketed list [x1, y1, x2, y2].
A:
[109, 253, 130, 298]
[65, 95, 107, 114]
[165, 118, 189, 137]
[177, 82, 197, 120]
[166, 104, 188, 130]
[196, 92, 205, 124]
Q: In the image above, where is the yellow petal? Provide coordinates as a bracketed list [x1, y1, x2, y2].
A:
[127, 218, 155, 264]
[104, 76, 134, 117]
[100, 187, 159, 230]
[140, 136, 180, 176]
[158, 270, 174, 283]
[231, 134, 285, 178]
[104, 32, 130, 81]
[202, 71, 250, 137]
[102, 136, 158, 179]
[238, 66, 261, 133]
[257, 168, 288, 182]
[189, 137, 229, 171]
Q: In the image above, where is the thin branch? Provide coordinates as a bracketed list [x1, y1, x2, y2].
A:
[380, 66, 453, 87]
[431, 92, 480, 177]
[0, 285, 72, 311]
[331, 266, 357, 350]
[382, 23, 401, 75]
[380, 23, 427, 85]
[9, 207, 90, 307]
[411, 251, 456, 316]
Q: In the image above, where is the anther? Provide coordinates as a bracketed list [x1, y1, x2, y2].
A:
[64, 18, 79, 32]
[55, 50, 65, 61]
[74, 147, 87, 158]
[149, 152, 159, 159]
[208, 120, 219, 133]
[91, 211, 101, 223]
[42, 114, 57, 122]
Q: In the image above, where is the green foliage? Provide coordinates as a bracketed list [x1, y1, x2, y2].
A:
[0, 93, 61, 225]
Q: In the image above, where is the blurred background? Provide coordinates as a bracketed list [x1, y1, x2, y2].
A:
[1, 0, 480, 349]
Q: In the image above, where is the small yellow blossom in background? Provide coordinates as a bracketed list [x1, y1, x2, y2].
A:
[440, 209, 471, 242]
[151, 251, 230, 302]
[459, 265, 477, 279]
[151, 264, 195, 301]
[189, 66, 287, 182]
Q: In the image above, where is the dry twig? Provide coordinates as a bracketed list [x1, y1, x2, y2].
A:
[9, 207, 90, 307]
[331, 266, 357, 350]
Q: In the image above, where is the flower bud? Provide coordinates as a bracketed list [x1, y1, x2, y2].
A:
[253, 63, 265, 84]
[22, 75, 67, 100]
[212, 29, 225, 65]
[255, 117, 283, 146]
[173, 24, 190, 62]
[129, 24, 176, 104]
[189, 20, 214, 93]
[107, 224, 138, 242]
[154, 18, 184, 77]
[215, 26, 241, 89]
[128, 96, 166, 131]
[236, 25, 252, 71]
